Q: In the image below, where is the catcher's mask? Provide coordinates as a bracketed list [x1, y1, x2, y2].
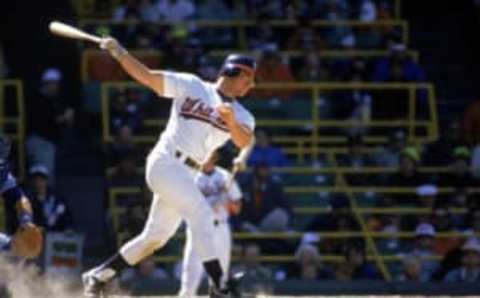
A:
[220, 54, 256, 77]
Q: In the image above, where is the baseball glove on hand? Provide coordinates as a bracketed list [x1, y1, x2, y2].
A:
[11, 223, 43, 259]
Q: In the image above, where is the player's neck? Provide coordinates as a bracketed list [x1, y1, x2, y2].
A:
[215, 80, 235, 101]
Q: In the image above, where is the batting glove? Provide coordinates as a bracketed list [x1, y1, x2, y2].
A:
[100, 36, 127, 59]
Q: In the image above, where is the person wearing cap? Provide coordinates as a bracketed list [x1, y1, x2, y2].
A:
[438, 146, 478, 188]
[406, 223, 440, 282]
[26, 68, 74, 185]
[372, 43, 426, 82]
[384, 146, 429, 206]
[84, 36, 256, 297]
[26, 165, 73, 232]
[444, 237, 480, 282]
[286, 242, 334, 280]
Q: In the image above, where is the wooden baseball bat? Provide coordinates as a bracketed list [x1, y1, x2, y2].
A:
[49, 21, 101, 44]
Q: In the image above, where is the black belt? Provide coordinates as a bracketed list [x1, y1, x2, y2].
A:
[175, 150, 201, 171]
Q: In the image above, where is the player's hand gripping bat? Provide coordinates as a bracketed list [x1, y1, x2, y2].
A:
[49, 21, 101, 44]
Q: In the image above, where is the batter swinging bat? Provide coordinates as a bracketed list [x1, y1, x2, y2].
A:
[49, 21, 101, 44]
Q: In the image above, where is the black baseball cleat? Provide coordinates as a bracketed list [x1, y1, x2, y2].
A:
[209, 272, 245, 298]
[82, 271, 107, 298]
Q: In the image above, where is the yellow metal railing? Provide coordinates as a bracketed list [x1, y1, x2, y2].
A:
[326, 152, 391, 280]
[0, 80, 26, 179]
[209, 49, 419, 62]
[79, 19, 409, 48]
[108, 185, 477, 274]
[74, 0, 404, 20]
[82, 49, 419, 82]
[100, 82, 438, 162]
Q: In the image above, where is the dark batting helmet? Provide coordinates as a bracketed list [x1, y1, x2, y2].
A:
[219, 54, 256, 77]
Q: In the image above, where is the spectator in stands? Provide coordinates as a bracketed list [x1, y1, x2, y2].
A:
[286, 19, 325, 51]
[406, 223, 439, 281]
[386, 147, 428, 187]
[423, 120, 464, 166]
[120, 255, 170, 290]
[321, 0, 350, 20]
[110, 89, 142, 134]
[296, 50, 331, 82]
[156, 0, 195, 21]
[232, 243, 273, 295]
[372, 43, 426, 82]
[26, 68, 74, 184]
[195, 0, 232, 19]
[108, 148, 143, 188]
[338, 135, 376, 168]
[377, 219, 403, 255]
[444, 238, 480, 282]
[383, 147, 429, 206]
[374, 130, 406, 168]
[343, 244, 380, 279]
[246, 1, 284, 19]
[432, 237, 466, 281]
[439, 146, 478, 188]
[248, 20, 278, 52]
[26, 165, 73, 232]
[416, 184, 437, 209]
[287, 242, 334, 280]
[124, 204, 148, 236]
[247, 130, 288, 168]
[113, 0, 159, 22]
[239, 163, 291, 233]
[108, 125, 138, 166]
[254, 49, 295, 100]
[397, 255, 428, 282]
[358, 0, 377, 22]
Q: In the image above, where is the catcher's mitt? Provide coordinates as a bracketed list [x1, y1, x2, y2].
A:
[11, 223, 43, 259]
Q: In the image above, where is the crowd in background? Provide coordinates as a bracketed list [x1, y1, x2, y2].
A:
[1, 0, 480, 293]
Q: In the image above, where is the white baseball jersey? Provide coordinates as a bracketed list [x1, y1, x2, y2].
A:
[195, 166, 242, 221]
[151, 72, 255, 164]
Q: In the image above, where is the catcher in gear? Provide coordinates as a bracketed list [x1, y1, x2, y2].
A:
[0, 135, 43, 259]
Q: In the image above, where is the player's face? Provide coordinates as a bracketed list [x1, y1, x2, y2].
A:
[232, 70, 255, 97]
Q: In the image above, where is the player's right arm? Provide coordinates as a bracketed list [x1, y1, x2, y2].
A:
[100, 37, 166, 96]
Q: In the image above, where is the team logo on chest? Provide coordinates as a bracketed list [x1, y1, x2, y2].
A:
[180, 97, 229, 132]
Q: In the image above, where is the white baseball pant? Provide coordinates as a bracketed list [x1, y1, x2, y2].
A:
[179, 220, 232, 297]
[119, 152, 219, 266]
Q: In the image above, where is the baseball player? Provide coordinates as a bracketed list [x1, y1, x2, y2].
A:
[0, 135, 43, 259]
[82, 36, 256, 298]
[179, 150, 242, 297]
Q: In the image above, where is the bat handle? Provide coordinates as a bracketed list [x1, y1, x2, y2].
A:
[87, 35, 102, 44]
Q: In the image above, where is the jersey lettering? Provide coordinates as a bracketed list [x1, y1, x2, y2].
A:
[180, 97, 229, 132]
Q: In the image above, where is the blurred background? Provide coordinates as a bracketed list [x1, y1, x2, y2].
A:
[1, 0, 480, 296]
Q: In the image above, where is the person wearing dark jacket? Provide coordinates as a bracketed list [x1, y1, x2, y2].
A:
[238, 163, 291, 232]
[26, 165, 73, 232]
[26, 68, 74, 184]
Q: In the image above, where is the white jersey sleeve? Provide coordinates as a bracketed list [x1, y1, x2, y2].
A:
[228, 179, 242, 202]
[161, 71, 203, 101]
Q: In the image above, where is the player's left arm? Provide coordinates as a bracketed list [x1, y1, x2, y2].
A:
[217, 104, 253, 149]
